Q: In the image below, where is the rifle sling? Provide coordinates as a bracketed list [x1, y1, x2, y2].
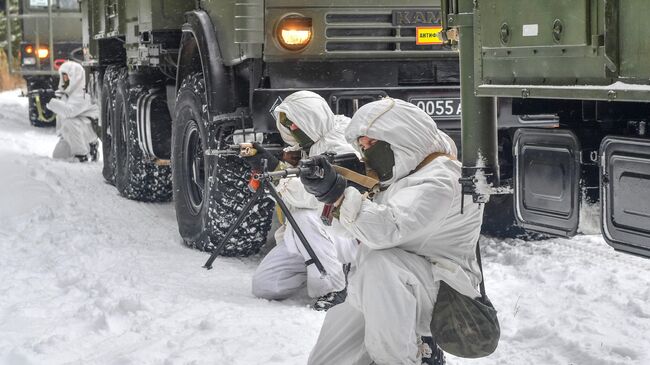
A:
[413, 152, 457, 173]
[333, 152, 455, 190]
[333, 165, 379, 190]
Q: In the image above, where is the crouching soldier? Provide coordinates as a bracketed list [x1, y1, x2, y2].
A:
[303, 98, 484, 365]
[246, 91, 359, 311]
[46, 61, 99, 162]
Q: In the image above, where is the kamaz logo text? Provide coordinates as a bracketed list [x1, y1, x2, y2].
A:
[392, 10, 441, 26]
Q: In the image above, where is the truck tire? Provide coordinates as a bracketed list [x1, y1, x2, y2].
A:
[172, 72, 274, 256]
[28, 91, 56, 128]
[481, 194, 526, 237]
[100, 66, 121, 184]
[113, 74, 172, 202]
[481, 194, 549, 240]
[26, 76, 57, 128]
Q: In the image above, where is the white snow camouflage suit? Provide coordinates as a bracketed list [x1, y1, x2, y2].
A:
[308, 98, 485, 365]
[46, 61, 99, 159]
[251, 91, 359, 300]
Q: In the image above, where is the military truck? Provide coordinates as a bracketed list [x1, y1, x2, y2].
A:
[3, 0, 83, 126]
[441, 0, 650, 257]
[80, 0, 549, 257]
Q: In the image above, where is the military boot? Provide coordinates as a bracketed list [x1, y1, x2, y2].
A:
[312, 288, 347, 311]
[419, 336, 445, 365]
[89, 142, 99, 162]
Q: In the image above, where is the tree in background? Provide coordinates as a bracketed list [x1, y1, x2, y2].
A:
[1, 0, 24, 90]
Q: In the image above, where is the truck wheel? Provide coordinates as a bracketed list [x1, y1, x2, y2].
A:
[481, 194, 526, 237]
[26, 76, 57, 128]
[100, 66, 121, 184]
[172, 72, 273, 256]
[481, 194, 549, 240]
[113, 75, 172, 202]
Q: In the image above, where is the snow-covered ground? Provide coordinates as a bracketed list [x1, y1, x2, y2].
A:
[0, 89, 648, 365]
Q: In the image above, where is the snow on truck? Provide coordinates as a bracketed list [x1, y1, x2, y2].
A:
[79, 0, 552, 257]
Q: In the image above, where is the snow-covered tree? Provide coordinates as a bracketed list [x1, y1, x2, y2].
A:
[0, 0, 23, 90]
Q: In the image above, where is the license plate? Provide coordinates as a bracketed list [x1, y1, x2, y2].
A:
[409, 97, 461, 120]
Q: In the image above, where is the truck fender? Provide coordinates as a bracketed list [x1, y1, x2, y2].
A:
[176, 10, 236, 117]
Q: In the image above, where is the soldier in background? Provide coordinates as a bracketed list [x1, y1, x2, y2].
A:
[46, 61, 98, 162]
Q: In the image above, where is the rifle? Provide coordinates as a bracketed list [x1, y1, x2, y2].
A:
[257, 153, 380, 226]
[205, 142, 286, 190]
[256, 153, 376, 188]
[25, 88, 56, 96]
[204, 142, 284, 157]
[202, 152, 378, 271]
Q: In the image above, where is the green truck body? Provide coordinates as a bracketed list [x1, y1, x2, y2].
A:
[447, 0, 650, 257]
[21, 0, 81, 45]
[476, 0, 650, 101]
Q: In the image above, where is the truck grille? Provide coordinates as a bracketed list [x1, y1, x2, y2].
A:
[324, 11, 445, 54]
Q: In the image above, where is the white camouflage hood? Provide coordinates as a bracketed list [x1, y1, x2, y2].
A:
[345, 98, 455, 185]
[49, 61, 98, 123]
[274, 91, 355, 156]
[57, 61, 86, 97]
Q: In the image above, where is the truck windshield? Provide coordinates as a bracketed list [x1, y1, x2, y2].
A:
[58, 0, 78, 10]
[27, 0, 79, 11]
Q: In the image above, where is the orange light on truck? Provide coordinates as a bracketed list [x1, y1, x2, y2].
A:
[37, 48, 49, 59]
[276, 16, 312, 51]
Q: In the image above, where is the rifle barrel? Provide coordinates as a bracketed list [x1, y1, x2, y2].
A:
[255, 166, 323, 180]
[204, 143, 284, 157]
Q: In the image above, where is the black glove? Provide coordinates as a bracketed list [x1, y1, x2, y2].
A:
[241, 142, 280, 171]
[300, 155, 347, 204]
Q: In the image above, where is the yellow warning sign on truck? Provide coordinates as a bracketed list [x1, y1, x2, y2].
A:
[416, 26, 443, 45]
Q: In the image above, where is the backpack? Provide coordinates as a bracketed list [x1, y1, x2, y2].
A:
[430, 243, 500, 358]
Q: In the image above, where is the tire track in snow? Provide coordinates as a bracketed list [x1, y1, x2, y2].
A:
[546, 236, 649, 271]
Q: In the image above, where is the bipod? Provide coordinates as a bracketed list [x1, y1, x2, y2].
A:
[203, 170, 328, 276]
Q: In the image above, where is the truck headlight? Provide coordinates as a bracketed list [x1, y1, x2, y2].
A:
[37, 47, 49, 59]
[276, 15, 312, 51]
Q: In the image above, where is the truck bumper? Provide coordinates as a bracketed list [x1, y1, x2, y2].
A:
[19, 41, 83, 76]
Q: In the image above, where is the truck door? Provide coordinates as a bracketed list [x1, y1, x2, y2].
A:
[513, 128, 581, 237]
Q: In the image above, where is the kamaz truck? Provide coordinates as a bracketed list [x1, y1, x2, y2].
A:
[80, 0, 550, 257]
[442, 0, 650, 257]
[3, 0, 83, 126]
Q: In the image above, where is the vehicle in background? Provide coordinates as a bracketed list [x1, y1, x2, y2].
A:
[443, 0, 650, 257]
[3, 0, 83, 126]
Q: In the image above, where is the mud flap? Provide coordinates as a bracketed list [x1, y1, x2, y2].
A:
[600, 137, 650, 257]
[513, 128, 580, 236]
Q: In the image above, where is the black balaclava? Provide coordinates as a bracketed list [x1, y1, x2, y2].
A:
[279, 113, 314, 150]
[362, 140, 395, 182]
